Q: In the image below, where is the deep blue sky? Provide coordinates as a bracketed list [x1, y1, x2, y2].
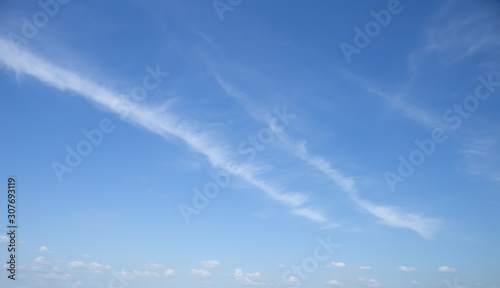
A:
[1, 0, 500, 287]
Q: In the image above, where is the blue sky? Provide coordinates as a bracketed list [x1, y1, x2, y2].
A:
[0, 0, 500, 287]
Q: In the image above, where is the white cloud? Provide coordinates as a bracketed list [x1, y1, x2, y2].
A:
[72, 281, 83, 288]
[217, 72, 442, 238]
[411, 280, 420, 285]
[88, 262, 111, 270]
[292, 207, 327, 223]
[460, 136, 500, 184]
[164, 268, 176, 277]
[190, 269, 212, 277]
[0, 236, 9, 243]
[200, 260, 219, 269]
[359, 266, 373, 270]
[342, 73, 443, 130]
[327, 280, 343, 286]
[145, 263, 164, 269]
[350, 194, 441, 239]
[277, 128, 441, 238]
[37, 246, 53, 254]
[0, 37, 312, 224]
[358, 278, 381, 287]
[30, 256, 52, 272]
[398, 266, 417, 272]
[234, 268, 266, 286]
[278, 264, 288, 269]
[326, 261, 346, 268]
[68, 261, 86, 269]
[424, 1, 500, 61]
[82, 254, 90, 259]
[438, 266, 456, 273]
[280, 275, 301, 286]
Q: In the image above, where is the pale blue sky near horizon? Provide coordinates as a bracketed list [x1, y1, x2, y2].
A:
[0, 0, 500, 287]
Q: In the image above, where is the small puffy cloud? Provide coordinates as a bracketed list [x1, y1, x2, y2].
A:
[190, 269, 212, 277]
[82, 254, 90, 259]
[398, 266, 417, 272]
[278, 264, 289, 269]
[132, 270, 161, 278]
[32, 257, 52, 267]
[145, 263, 164, 269]
[358, 278, 381, 287]
[438, 266, 456, 273]
[280, 275, 301, 286]
[164, 268, 176, 277]
[411, 280, 420, 285]
[30, 257, 52, 271]
[200, 260, 219, 269]
[37, 246, 49, 253]
[68, 261, 86, 269]
[327, 279, 343, 286]
[359, 266, 373, 270]
[234, 268, 266, 286]
[327, 261, 346, 268]
[37, 246, 54, 254]
[0, 236, 9, 243]
[367, 279, 381, 287]
[89, 262, 111, 271]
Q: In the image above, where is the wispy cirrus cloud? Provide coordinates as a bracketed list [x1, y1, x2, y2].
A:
[459, 135, 500, 184]
[424, 0, 500, 62]
[340, 70, 443, 130]
[212, 72, 442, 238]
[292, 207, 328, 223]
[0, 37, 315, 222]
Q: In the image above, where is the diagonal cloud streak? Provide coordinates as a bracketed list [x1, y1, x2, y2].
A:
[0, 38, 309, 215]
[214, 73, 441, 238]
